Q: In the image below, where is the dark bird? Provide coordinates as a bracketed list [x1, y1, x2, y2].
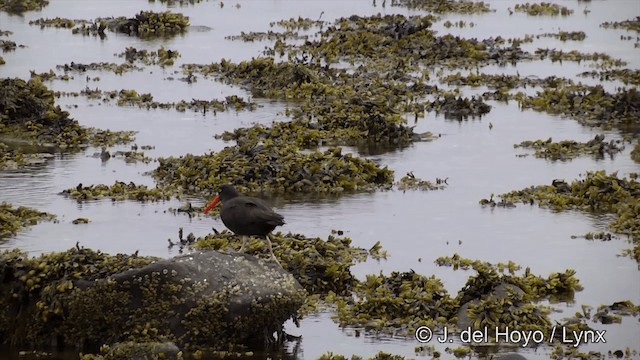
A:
[203, 185, 284, 265]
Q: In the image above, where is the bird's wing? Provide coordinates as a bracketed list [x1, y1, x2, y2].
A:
[242, 199, 285, 226]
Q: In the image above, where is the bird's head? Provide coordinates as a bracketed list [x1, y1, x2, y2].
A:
[203, 184, 240, 214]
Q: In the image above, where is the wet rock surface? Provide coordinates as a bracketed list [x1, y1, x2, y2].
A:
[0, 247, 306, 352]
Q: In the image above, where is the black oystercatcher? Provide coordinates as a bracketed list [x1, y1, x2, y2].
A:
[203, 185, 284, 265]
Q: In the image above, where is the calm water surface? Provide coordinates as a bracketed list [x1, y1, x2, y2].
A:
[1, 0, 639, 359]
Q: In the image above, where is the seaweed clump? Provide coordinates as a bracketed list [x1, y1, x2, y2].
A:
[538, 31, 586, 41]
[0, 202, 55, 239]
[330, 270, 456, 335]
[316, 352, 410, 360]
[436, 255, 585, 340]
[514, 134, 625, 161]
[75, 88, 256, 113]
[328, 255, 583, 340]
[153, 145, 393, 196]
[0, 0, 48, 14]
[109, 11, 189, 37]
[29, 17, 79, 29]
[116, 46, 180, 67]
[578, 68, 640, 86]
[514, 2, 574, 16]
[425, 93, 491, 120]
[632, 141, 640, 163]
[0, 30, 13, 64]
[601, 17, 640, 33]
[389, 0, 493, 14]
[148, 0, 204, 4]
[184, 58, 420, 147]
[396, 172, 447, 191]
[0, 78, 135, 149]
[0, 142, 54, 169]
[0, 77, 88, 148]
[515, 84, 640, 130]
[61, 181, 172, 202]
[489, 171, 640, 262]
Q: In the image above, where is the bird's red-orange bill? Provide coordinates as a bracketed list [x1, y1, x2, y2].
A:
[203, 195, 220, 214]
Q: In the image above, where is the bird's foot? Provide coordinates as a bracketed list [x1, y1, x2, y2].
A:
[270, 254, 282, 267]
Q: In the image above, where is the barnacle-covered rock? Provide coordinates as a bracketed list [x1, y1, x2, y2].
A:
[0, 247, 305, 351]
[514, 135, 625, 161]
[0, 247, 155, 347]
[194, 231, 378, 295]
[0, 202, 55, 239]
[153, 145, 393, 196]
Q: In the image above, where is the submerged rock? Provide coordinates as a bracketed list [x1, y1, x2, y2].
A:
[0, 248, 306, 352]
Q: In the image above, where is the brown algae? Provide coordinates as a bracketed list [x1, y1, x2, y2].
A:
[482, 171, 640, 262]
[0, 202, 55, 239]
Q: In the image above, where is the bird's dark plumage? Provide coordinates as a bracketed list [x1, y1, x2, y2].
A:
[217, 185, 285, 237]
[203, 184, 284, 265]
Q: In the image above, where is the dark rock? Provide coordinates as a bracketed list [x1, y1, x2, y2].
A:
[0, 248, 306, 352]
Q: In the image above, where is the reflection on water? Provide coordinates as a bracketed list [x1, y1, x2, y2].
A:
[0, 0, 639, 358]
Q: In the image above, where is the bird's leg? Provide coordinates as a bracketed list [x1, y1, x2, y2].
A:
[238, 235, 249, 253]
[265, 234, 281, 266]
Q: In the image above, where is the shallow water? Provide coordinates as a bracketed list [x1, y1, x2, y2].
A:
[1, 0, 639, 359]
